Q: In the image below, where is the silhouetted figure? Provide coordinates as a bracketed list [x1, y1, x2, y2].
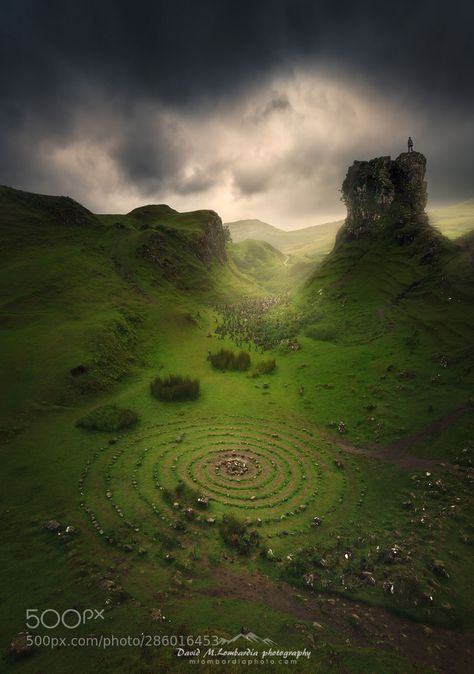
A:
[408, 136, 414, 153]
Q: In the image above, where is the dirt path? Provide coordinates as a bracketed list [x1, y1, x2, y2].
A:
[324, 403, 471, 472]
[200, 564, 473, 673]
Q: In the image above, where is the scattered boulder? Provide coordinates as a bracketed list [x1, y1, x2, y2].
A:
[382, 580, 395, 594]
[151, 608, 165, 622]
[432, 559, 449, 578]
[44, 519, 61, 533]
[304, 572, 315, 587]
[378, 545, 402, 564]
[360, 571, 376, 586]
[185, 507, 196, 520]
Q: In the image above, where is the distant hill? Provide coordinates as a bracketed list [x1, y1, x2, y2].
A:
[225, 218, 343, 258]
[227, 239, 314, 292]
[428, 199, 474, 239]
[226, 200, 474, 258]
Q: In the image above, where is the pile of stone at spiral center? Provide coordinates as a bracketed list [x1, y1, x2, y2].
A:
[221, 454, 248, 476]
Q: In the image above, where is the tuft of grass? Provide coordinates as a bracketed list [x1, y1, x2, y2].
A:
[219, 515, 261, 555]
[150, 374, 200, 402]
[254, 357, 276, 375]
[76, 404, 138, 432]
[209, 349, 251, 371]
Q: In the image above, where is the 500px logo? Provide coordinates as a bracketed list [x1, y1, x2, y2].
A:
[26, 608, 104, 630]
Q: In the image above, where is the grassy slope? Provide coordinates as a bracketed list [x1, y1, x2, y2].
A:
[0, 188, 259, 430]
[298, 224, 474, 459]
[0, 186, 473, 673]
[226, 218, 344, 258]
[227, 238, 315, 291]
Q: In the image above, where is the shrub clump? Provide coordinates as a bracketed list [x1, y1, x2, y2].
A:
[209, 349, 251, 371]
[151, 375, 200, 402]
[305, 322, 338, 342]
[219, 515, 261, 555]
[254, 358, 276, 375]
[163, 481, 199, 506]
[76, 405, 138, 432]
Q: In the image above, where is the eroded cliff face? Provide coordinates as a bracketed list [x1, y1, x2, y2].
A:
[337, 152, 428, 245]
[194, 211, 228, 264]
[138, 209, 228, 277]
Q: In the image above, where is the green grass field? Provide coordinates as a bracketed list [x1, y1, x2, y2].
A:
[1, 186, 473, 673]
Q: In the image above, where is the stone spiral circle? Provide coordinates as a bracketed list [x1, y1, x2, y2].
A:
[80, 416, 358, 549]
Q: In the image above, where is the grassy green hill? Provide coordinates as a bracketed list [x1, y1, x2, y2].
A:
[298, 218, 474, 458]
[227, 238, 315, 291]
[1, 185, 473, 674]
[226, 218, 344, 258]
[0, 186, 258, 431]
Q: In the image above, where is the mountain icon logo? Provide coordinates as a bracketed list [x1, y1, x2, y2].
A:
[216, 632, 277, 646]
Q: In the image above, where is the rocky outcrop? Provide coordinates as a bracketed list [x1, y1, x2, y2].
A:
[193, 211, 228, 264]
[0, 185, 100, 228]
[336, 152, 428, 245]
[138, 209, 228, 275]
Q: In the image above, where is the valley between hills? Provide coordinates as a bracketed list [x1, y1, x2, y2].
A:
[1, 151, 473, 673]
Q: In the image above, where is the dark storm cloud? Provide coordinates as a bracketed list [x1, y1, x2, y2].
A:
[2, 0, 472, 105]
[0, 0, 473, 216]
[112, 110, 184, 188]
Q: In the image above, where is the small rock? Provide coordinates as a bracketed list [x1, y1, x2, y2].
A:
[44, 520, 61, 533]
[151, 608, 165, 622]
[432, 559, 449, 578]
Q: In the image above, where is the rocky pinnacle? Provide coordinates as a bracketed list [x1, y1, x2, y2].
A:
[337, 151, 428, 244]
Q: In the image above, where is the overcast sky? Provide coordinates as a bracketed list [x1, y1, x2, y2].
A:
[1, 0, 473, 229]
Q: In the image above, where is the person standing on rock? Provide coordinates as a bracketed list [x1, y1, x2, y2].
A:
[408, 136, 414, 153]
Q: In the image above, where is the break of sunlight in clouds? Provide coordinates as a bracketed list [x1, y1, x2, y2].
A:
[41, 70, 420, 230]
